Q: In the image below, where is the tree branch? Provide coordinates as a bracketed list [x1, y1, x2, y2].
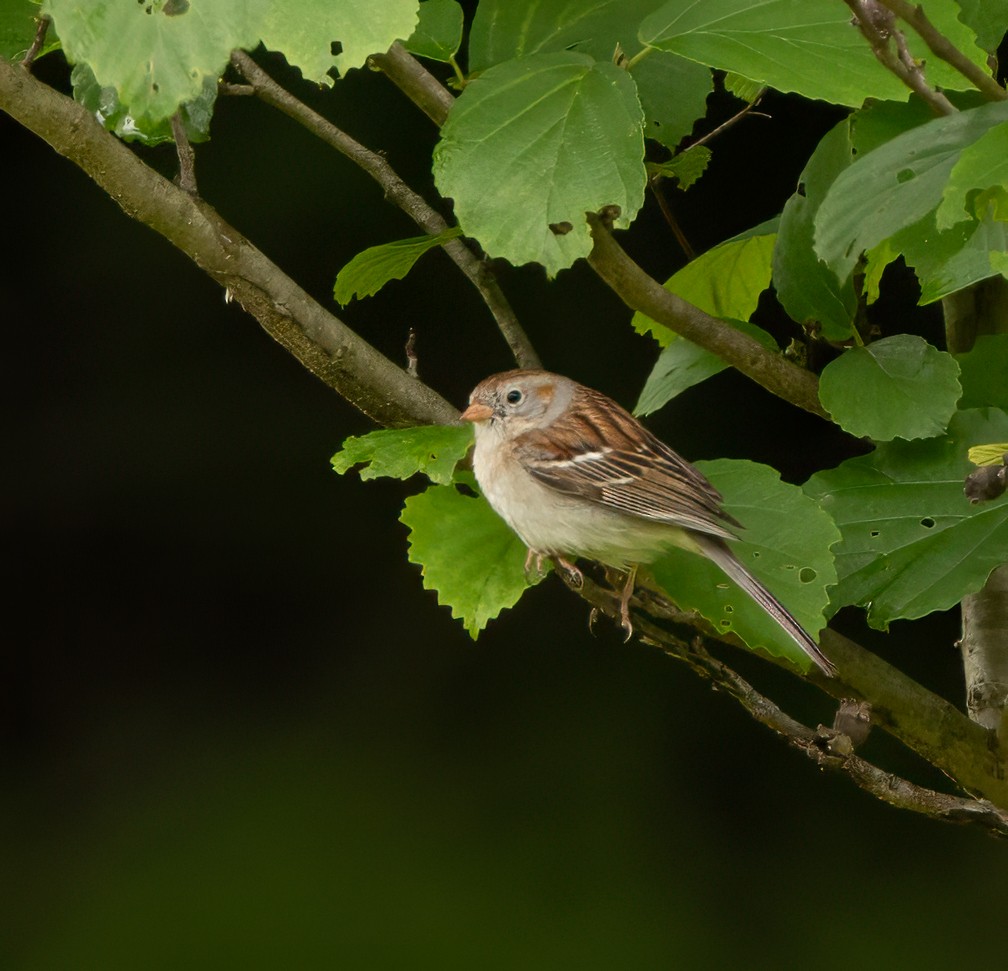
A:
[370, 41, 454, 127]
[229, 51, 540, 370]
[876, 0, 1008, 102]
[585, 211, 829, 419]
[572, 572, 1008, 824]
[0, 58, 457, 428]
[843, 0, 957, 115]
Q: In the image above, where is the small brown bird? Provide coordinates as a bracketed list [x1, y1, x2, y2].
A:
[460, 369, 835, 677]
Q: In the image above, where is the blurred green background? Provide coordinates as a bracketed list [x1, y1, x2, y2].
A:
[4, 49, 1007, 970]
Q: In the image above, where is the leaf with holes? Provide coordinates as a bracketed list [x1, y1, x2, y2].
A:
[432, 51, 645, 276]
[814, 101, 1008, 283]
[650, 459, 839, 672]
[805, 408, 1008, 629]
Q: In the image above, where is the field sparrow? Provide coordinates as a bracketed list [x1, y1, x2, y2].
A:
[460, 369, 835, 677]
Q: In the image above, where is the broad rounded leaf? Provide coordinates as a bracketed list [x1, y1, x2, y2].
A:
[332, 425, 473, 485]
[432, 51, 646, 276]
[805, 408, 1008, 628]
[650, 459, 839, 672]
[401, 478, 542, 638]
[45, 0, 268, 126]
[261, 0, 419, 83]
[639, 0, 987, 107]
[469, 0, 668, 71]
[818, 335, 962, 441]
[957, 335, 1008, 410]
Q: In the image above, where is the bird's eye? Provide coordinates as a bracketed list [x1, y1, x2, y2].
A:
[506, 388, 523, 405]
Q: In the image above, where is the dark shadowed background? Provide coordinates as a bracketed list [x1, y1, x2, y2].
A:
[4, 49, 1005, 969]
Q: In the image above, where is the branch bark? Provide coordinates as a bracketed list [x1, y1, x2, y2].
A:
[229, 51, 540, 370]
[0, 57, 457, 427]
[573, 572, 1008, 817]
[875, 0, 1008, 102]
[585, 211, 829, 419]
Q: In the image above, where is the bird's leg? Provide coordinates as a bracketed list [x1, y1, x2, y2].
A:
[554, 556, 583, 589]
[618, 566, 638, 641]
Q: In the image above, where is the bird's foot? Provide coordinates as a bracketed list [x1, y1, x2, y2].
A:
[618, 566, 638, 642]
[555, 556, 583, 589]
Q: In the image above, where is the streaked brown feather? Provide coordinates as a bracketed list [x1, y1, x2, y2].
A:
[513, 384, 740, 540]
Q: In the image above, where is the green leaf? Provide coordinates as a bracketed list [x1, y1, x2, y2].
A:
[432, 52, 645, 276]
[814, 100, 1008, 282]
[882, 209, 1008, 305]
[401, 476, 542, 637]
[333, 228, 463, 305]
[468, 0, 713, 155]
[722, 71, 764, 103]
[70, 61, 217, 145]
[638, 0, 988, 107]
[260, 0, 420, 84]
[469, 0, 664, 71]
[935, 121, 1008, 230]
[956, 0, 1008, 53]
[632, 220, 776, 345]
[634, 320, 778, 415]
[818, 335, 962, 442]
[805, 408, 1008, 628]
[404, 0, 463, 63]
[44, 0, 268, 127]
[331, 424, 473, 485]
[630, 51, 714, 151]
[1, 0, 56, 61]
[968, 443, 1008, 467]
[957, 335, 1008, 410]
[647, 144, 711, 190]
[773, 119, 857, 342]
[650, 459, 839, 672]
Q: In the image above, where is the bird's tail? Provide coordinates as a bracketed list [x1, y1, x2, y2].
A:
[695, 537, 836, 678]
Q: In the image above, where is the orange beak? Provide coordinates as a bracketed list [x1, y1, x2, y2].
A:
[460, 402, 494, 423]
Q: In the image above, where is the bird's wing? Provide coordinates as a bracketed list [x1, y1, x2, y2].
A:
[512, 387, 740, 540]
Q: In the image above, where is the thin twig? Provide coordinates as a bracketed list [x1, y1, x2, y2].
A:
[648, 178, 695, 260]
[170, 112, 198, 195]
[844, 0, 957, 114]
[877, 0, 1007, 102]
[690, 92, 768, 149]
[571, 572, 1008, 834]
[230, 50, 540, 369]
[585, 210, 828, 418]
[0, 58, 458, 428]
[21, 14, 50, 68]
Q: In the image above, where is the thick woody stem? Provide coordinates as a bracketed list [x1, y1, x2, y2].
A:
[0, 57, 457, 428]
[585, 212, 828, 419]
